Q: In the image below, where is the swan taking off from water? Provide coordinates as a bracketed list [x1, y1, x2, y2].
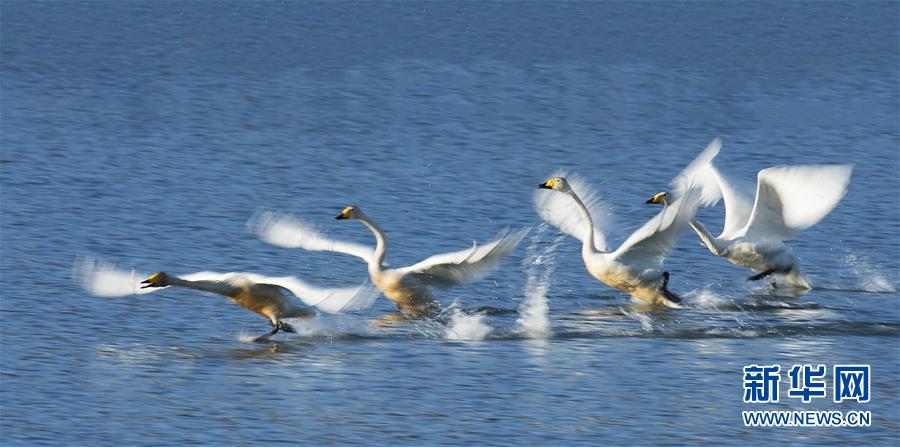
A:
[535, 175, 700, 306]
[653, 138, 853, 289]
[250, 207, 527, 318]
[76, 259, 378, 340]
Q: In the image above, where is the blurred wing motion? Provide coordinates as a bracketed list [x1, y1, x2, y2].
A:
[75, 258, 379, 314]
[249, 211, 374, 262]
[75, 257, 156, 296]
[533, 171, 610, 251]
[671, 137, 723, 207]
[613, 188, 701, 267]
[244, 274, 380, 314]
[670, 138, 753, 239]
[396, 229, 529, 288]
[740, 164, 853, 242]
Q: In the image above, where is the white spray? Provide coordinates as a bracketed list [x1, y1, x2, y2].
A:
[843, 254, 897, 293]
[516, 223, 564, 337]
[444, 301, 493, 341]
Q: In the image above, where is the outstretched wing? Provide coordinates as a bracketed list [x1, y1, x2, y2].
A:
[249, 211, 374, 262]
[533, 171, 610, 251]
[396, 229, 528, 288]
[75, 258, 379, 314]
[235, 274, 380, 314]
[739, 164, 853, 242]
[612, 188, 701, 268]
[668, 138, 754, 239]
[671, 137, 723, 207]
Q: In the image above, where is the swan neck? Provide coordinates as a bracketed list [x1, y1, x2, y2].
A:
[168, 276, 238, 297]
[359, 214, 387, 273]
[568, 190, 599, 255]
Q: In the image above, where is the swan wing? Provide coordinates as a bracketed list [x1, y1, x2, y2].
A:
[238, 274, 380, 314]
[671, 137, 723, 207]
[739, 164, 853, 242]
[249, 211, 374, 262]
[667, 138, 754, 238]
[75, 257, 165, 296]
[612, 189, 700, 267]
[396, 228, 528, 288]
[707, 165, 755, 239]
[533, 172, 609, 251]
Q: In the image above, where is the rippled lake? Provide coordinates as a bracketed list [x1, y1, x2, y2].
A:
[2, 2, 898, 445]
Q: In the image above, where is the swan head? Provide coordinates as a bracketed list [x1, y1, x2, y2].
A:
[141, 272, 172, 288]
[538, 177, 571, 193]
[645, 191, 670, 206]
[336, 205, 362, 220]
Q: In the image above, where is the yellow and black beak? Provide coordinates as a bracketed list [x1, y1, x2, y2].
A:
[645, 192, 669, 205]
[538, 179, 556, 189]
[140, 272, 162, 289]
[336, 207, 352, 220]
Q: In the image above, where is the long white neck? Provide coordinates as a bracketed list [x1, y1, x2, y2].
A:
[169, 276, 239, 297]
[689, 218, 724, 256]
[358, 214, 387, 274]
[567, 189, 601, 257]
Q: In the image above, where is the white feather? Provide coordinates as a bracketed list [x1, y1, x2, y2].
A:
[671, 137, 723, 207]
[397, 228, 529, 287]
[613, 188, 701, 268]
[74, 257, 156, 297]
[533, 171, 610, 252]
[248, 211, 374, 262]
[739, 164, 853, 241]
[708, 165, 755, 239]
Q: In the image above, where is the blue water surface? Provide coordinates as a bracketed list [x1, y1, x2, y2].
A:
[2, 2, 898, 445]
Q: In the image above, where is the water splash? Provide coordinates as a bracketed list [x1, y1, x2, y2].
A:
[622, 308, 655, 332]
[685, 288, 731, 311]
[843, 254, 897, 292]
[444, 307, 492, 341]
[516, 224, 565, 337]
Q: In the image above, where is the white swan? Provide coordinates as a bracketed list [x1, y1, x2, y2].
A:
[652, 138, 853, 289]
[250, 208, 527, 318]
[76, 258, 378, 340]
[535, 175, 700, 306]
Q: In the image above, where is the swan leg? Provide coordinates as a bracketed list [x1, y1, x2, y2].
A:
[659, 272, 682, 304]
[747, 268, 776, 281]
[252, 321, 295, 342]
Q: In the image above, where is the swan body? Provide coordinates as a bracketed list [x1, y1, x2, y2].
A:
[666, 138, 853, 288]
[251, 208, 527, 317]
[76, 259, 378, 339]
[535, 175, 700, 306]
